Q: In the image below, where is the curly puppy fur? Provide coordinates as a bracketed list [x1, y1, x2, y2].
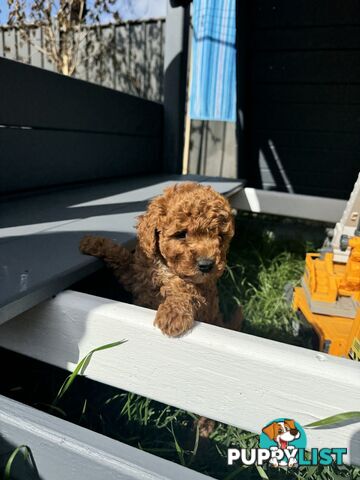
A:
[80, 182, 240, 337]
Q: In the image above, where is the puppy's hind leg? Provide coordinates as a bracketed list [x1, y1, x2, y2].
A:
[79, 235, 133, 289]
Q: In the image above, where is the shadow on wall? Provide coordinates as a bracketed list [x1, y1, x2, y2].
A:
[189, 119, 359, 199]
[85, 20, 165, 100]
[248, 133, 360, 199]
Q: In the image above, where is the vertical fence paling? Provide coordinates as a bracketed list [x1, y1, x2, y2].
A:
[0, 19, 165, 102]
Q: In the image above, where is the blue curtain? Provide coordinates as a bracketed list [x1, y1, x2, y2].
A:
[190, 0, 237, 122]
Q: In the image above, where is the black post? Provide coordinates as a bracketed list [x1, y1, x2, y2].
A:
[162, 1, 190, 174]
[236, 0, 261, 186]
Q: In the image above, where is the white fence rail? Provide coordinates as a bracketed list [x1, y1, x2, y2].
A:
[0, 395, 209, 480]
[232, 188, 347, 223]
[0, 290, 359, 467]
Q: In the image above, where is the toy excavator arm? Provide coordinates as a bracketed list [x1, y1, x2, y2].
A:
[332, 173, 360, 263]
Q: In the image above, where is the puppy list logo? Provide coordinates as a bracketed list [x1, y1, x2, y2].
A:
[228, 418, 347, 468]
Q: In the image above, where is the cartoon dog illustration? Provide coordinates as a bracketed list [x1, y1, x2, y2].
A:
[262, 419, 300, 467]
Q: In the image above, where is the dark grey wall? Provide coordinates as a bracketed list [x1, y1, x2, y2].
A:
[0, 58, 163, 194]
[249, 0, 360, 199]
[190, 0, 360, 199]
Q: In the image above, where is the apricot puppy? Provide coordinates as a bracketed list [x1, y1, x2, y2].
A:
[80, 182, 238, 336]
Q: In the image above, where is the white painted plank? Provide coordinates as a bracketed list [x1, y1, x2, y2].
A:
[0, 395, 211, 480]
[231, 188, 346, 223]
[0, 291, 359, 465]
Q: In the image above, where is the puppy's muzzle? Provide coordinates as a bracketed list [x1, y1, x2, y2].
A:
[197, 258, 215, 273]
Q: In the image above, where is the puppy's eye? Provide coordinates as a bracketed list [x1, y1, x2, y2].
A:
[173, 230, 187, 239]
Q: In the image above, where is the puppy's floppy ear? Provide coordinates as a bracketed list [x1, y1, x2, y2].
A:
[262, 422, 278, 440]
[137, 195, 166, 258]
[284, 419, 296, 430]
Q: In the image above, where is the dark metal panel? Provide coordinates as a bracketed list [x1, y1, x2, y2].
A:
[254, 25, 360, 50]
[0, 395, 211, 480]
[252, 133, 360, 198]
[253, 84, 360, 105]
[253, 51, 360, 83]
[257, 147, 360, 172]
[0, 58, 163, 137]
[0, 129, 162, 193]
[248, 1, 360, 199]
[253, 129, 360, 150]
[253, 103, 360, 132]
[258, 163, 359, 195]
[255, 0, 360, 28]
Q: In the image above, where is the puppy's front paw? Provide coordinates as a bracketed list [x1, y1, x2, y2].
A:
[79, 235, 109, 257]
[155, 300, 194, 337]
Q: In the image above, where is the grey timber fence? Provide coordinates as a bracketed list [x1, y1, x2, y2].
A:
[0, 19, 165, 102]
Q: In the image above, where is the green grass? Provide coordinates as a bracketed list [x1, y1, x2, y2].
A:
[2, 212, 359, 480]
[2, 445, 39, 480]
[220, 212, 325, 348]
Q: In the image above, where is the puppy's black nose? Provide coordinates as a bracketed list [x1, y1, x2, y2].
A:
[197, 258, 215, 273]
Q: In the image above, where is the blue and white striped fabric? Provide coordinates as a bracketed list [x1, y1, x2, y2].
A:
[189, 0, 236, 122]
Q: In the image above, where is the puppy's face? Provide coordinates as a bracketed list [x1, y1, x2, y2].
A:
[137, 183, 235, 284]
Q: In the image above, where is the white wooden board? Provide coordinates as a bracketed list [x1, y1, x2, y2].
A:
[0, 395, 211, 480]
[0, 291, 359, 466]
[231, 188, 346, 223]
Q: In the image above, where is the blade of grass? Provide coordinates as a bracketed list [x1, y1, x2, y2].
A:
[303, 465, 318, 479]
[121, 392, 134, 420]
[79, 398, 88, 424]
[53, 340, 127, 405]
[169, 422, 185, 466]
[305, 411, 360, 428]
[256, 465, 269, 480]
[4, 445, 39, 480]
[351, 467, 360, 480]
[155, 406, 174, 428]
[103, 393, 124, 407]
[188, 419, 200, 467]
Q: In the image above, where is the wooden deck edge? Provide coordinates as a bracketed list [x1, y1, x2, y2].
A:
[0, 291, 359, 465]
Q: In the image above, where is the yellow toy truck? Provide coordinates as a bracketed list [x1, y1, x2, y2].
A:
[292, 174, 360, 361]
